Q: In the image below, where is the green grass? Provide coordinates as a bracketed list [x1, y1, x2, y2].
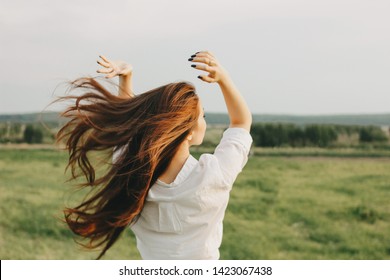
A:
[222, 156, 390, 259]
[1, 148, 390, 259]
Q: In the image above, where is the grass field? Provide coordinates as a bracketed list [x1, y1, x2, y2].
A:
[0, 147, 390, 259]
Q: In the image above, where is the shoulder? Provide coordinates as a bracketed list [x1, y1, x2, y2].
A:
[219, 127, 253, 154]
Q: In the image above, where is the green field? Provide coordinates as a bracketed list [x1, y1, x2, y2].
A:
[0, 148, 390, 259]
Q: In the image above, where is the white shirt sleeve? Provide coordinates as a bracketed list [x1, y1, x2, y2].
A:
[212, 127, 253, 189]
[112, 145, 127, 164]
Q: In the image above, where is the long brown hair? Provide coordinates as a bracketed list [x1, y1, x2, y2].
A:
[56, 77, 199, 259]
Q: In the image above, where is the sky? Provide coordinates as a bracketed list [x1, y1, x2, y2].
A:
[0, 0, 389, 115]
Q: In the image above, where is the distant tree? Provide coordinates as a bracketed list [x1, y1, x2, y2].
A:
[23, 125, 43, 144]
[359, 126, 388, 142]
[23, 125, 34, 143]
[10, 123, 22, 136]
[251, 123, 285, 147]
[305, 125, 319, 146]
[0, 124, 7, 138]
[305, 125, 337, 147]
[32, 127, 43, 143]
[288, 126, 306, 147]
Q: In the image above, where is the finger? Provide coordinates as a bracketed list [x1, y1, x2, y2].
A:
[193, 51, 216, 59]
[99, 55, 110, 63]
[190, 56, 215, 66]
[208, 60, 217, 67]
[97, 59, 110, 68]
[195, 55, 217, 66]
[205, 50, 215, 57]
[97, 68, 114, 74]
[197, 75, 214, 83]
[191, 63, 214, 73]
[105, 72, 117, 79]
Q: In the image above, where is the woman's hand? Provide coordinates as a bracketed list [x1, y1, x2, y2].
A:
[188, 51, 230, 84]
[97, 55, 133, 79]
[97, 55, 134, 98]
[189, 50, 252, 131]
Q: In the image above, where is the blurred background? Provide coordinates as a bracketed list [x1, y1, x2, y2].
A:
[0, 0, 389, 259]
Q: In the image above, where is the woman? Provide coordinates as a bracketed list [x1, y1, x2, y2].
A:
[58, 51, 252, 259]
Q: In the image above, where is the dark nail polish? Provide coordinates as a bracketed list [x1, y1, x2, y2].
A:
[197, 76, 202, 79]
[188, 58, 193, 61]
[191, 64, 196, 68]
[195, 52, 200, 54]
[191, 54, 196, 58]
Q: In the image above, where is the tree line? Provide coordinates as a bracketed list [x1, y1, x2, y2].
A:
[251, 123, 389, 147]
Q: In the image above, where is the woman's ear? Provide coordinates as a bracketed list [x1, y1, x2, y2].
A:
[187, 131, 193, 141]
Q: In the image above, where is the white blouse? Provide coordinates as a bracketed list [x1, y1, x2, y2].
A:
[131, 127, 253, 259]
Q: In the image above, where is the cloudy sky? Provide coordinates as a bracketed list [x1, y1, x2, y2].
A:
[1, 0, 389, 115]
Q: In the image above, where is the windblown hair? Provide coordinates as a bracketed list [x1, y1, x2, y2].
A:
[57, 77, 199, 259]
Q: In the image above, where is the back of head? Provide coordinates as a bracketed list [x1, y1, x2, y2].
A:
[56, 78, 199, 259]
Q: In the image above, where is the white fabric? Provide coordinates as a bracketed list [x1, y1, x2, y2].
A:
[131, 127, 253, 259]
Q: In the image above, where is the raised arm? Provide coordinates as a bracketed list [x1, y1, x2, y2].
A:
[97, 55, 134, 98]
[188, 51, 252, 132]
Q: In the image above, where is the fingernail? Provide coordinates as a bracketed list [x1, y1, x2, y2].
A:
[195, 52, 200, 54]
[191, 64, 196, 68]
[188, 58, 193, 61]
[191, 54, 196, 58]
[197, 76, 202, 79]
